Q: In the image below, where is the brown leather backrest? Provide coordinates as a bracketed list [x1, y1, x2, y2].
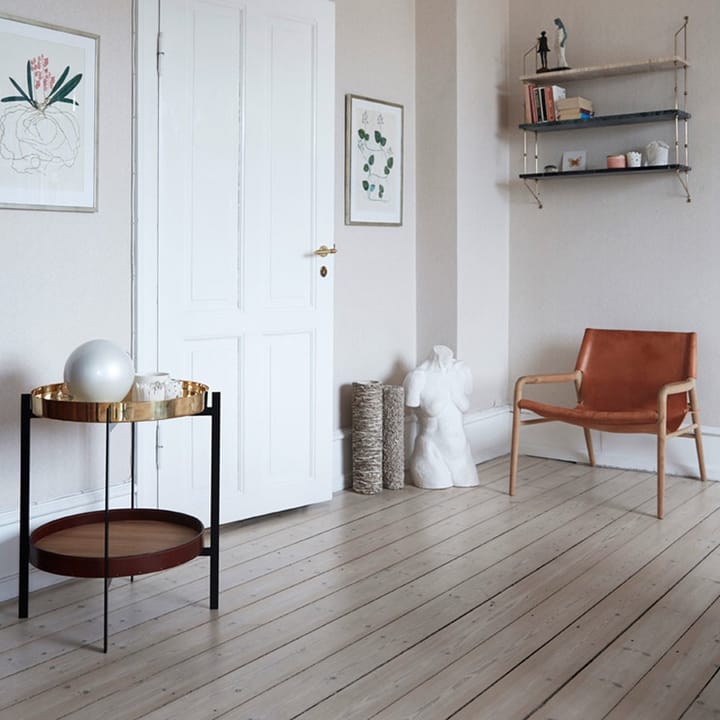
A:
[574, 328, 696, 412]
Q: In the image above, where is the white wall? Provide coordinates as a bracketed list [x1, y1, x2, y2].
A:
[508, 0, 720, 470]
[0, 1, 133, 596]
[415, 0, 458, 356]
[416, 0, 510, 408]
[456, 0, 510, 411]
[9, 0, 714, 600]
[333, 0, 417, 430]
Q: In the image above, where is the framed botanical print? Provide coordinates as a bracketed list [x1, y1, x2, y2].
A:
[345, 94, 403, 226]
[0, 15, 98, 211]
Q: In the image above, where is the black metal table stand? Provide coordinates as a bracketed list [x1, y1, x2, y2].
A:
[18, 390, 221, 652]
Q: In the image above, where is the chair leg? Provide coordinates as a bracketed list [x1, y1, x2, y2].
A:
[583, 428, 595, 467]
[657, 432, 666, 520]
[509, 403, 521, 496]
[690, 388, 707, 482]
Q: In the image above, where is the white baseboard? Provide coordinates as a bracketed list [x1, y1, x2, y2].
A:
[9, 409, 712, 603]
[0, 481, 131, 603]
[333, 406, 512, 491]
[518, 411, 720, 481]
[334, 405, 720, 492]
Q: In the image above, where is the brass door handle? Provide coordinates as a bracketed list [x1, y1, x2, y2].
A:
[314, 245, 337, 258]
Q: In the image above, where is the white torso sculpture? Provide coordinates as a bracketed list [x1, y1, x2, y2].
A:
[403, 345, 478, 489]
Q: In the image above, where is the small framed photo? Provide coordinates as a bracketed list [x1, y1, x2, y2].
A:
[562, 150, 587, 172]
[345, 94, 403, 226]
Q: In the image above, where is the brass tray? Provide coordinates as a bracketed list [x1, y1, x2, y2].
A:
[31, 381, 208, 423]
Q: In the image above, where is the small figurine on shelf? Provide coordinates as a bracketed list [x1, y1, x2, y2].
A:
[554, 17, 570, 69]
[536, 30, 550, 71]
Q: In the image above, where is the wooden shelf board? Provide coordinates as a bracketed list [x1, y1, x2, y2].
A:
[520, 56, 689, 84]
[520, 164, 690, 180]
[520, 109, 690, 133]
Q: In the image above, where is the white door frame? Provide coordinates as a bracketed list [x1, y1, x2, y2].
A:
[133, 0, 162, 507]
[132, 0, 341, 506]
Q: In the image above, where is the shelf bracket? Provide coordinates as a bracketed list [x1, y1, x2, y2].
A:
[676, 169, 691, 203]
[523, 179, 543, 209]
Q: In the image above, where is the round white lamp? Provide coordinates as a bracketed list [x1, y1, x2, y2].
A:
[63, 339, 135, 402]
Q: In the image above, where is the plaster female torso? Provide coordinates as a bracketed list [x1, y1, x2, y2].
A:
[404, 346, 478, 489]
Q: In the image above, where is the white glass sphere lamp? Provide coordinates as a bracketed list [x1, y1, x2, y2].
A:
[63, 339, 135, 402]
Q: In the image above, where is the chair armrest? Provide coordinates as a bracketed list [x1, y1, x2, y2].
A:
[657, 378, 695, 432]
[658, 378, 695, 402]
[514, 370, 582, 406]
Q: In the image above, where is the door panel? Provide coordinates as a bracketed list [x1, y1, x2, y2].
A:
[156, 0, 334, 524]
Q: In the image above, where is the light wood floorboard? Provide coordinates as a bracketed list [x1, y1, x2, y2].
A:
[1, 456, 718, 720]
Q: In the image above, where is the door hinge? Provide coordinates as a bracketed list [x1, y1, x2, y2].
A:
[157, 31, 165, 76]
[155, 423, 163, 470]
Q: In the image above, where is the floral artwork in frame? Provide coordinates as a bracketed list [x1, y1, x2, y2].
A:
[345, 94, 403, 226]
[0, 15, 98, 211]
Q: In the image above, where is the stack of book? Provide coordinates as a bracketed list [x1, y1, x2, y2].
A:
[523, 84, 566, 123]
[556, 96, 594, 121]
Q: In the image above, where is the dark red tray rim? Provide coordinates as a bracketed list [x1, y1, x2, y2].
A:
[29, 508, 205, 578]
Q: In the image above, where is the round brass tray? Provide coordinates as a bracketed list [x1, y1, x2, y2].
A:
[29, 508, 205, 578]
[31, 381, 209, 423]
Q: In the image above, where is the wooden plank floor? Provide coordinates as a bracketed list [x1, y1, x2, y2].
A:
[2, 455, 719, 720]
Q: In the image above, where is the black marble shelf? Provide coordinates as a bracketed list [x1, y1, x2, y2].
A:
[519, 109, 690, 133]
[519, 164, 690, 180]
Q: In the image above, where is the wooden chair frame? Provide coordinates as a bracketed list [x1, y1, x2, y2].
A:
[509, 370, 706, 519]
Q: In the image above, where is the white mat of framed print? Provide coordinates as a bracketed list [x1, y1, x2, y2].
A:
[345, 94, 403, 226]
[0, 15, 98, 211]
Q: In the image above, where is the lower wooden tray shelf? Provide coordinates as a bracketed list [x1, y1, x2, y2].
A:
[29, 508, 204, 578]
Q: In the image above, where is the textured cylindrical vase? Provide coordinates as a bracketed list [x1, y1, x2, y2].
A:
[351, 381, 383, 494]
[382, 384, 405, 489]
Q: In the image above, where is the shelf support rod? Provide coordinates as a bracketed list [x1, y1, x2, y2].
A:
[523, 179, 543, 209]
[676, 169, 691, 203]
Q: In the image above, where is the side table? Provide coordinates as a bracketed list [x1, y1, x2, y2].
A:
[18, 382, 221, 653]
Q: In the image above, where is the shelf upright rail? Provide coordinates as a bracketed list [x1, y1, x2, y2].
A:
[521, 44, 543, 208]
[674, 16, 690, 202]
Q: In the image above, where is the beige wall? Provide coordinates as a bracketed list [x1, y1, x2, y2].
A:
[415, 0, 510, 410]
[416, 0, 458, 356]
[333, 0, 417, 429]
[508, 1, 720, 425]
[456, 0, 510, 410]
[4, 0, 717, 590]
[0, 1, 133, 515]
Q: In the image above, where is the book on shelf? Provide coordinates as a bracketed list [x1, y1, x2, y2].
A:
[557, 109, 595, 121]
[524, 84, 566, 123]
[556, 96, 593, 111]
[524, 83, 535, 123]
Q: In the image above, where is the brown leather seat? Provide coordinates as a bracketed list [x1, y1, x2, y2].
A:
[509, 329, 706, 518]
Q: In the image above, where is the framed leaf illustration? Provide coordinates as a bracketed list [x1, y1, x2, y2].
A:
[0, 15, 98, 211]
[345, 94, 403, 226]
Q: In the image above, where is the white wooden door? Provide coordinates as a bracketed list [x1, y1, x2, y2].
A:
[155, 0, 334, 524]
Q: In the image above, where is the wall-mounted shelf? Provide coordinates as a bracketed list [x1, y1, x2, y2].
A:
[519, 56, 689, 85]
[520, 109, 690, 133]
[519, 18, 690, 208]
[520, 164, 690, 180]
